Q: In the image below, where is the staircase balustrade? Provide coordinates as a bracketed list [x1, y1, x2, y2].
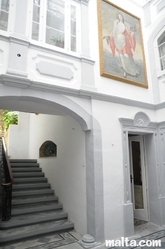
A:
[0, 137, 13, 221]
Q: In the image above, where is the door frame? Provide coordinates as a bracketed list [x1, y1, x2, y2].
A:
[129, 135, 149, 222]
[120, 112, 161, 237]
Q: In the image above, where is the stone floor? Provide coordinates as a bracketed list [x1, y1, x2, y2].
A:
[2, 222, 165, 249]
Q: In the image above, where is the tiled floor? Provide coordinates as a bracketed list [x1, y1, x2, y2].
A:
[1, 230, 82, 249]
[123, 222, 165, 249]
[2, 222, 165, 249]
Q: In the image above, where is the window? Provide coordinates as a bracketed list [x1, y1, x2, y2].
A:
[70, 5, 77, 52]
[31, 0, 80, 53]
[32, 0, 40, 41]
[0, 0, 10, 31]
[46, 0, 65, 49]
[158, 31, 165, 71]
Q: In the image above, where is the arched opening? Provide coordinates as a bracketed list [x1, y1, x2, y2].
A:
[0, 90, 104, 241]
[39, 140, 57, 157]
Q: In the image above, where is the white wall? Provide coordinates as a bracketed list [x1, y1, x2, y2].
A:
[8, 112, 87, 236]
[8, 112, 30, 158]
[1, 0, 161, 106]
[6, 97, 159, 240]
[28, 113, 87, 235]
[88, 0, 155, 104]
[91, 99, 156, 239]
[4, 0, 165, 241]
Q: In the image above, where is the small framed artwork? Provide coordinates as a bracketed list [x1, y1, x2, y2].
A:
[97, 0, 148, 88]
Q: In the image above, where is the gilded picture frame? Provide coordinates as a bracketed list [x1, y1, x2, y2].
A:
[97, 0, 148, 88]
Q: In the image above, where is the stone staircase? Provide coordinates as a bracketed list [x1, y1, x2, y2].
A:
[0, 159, 74, 246]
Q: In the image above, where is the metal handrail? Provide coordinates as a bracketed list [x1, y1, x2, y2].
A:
[1, 137, 13, 187]
[0, 137, 13, 221]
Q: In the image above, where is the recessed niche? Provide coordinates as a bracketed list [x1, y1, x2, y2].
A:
[39, 140, 57, 157]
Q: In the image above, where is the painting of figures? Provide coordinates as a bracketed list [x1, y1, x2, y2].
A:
[98, 0, 148, 88]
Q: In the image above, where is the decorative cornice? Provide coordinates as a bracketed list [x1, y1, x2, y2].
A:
[155, 102, 165, 110]
[1, 74, 165, 111]
[0, 34, 95, 65]
[80, 56, 95, 65]
[0, 74, 31, 89]
[134, 112, 150, 126]
[9, 34, 30, 47]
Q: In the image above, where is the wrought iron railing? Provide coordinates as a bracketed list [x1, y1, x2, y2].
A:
[0, 137, 13, 221]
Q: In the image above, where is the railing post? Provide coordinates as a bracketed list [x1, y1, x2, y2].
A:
[0, 137, 13, 221]
[2, 185, 12, 221]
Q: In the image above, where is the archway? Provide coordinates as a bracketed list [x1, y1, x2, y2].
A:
[0, 86, 104, 241]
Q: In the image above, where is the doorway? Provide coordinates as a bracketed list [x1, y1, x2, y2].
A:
[129, 135, 149, 222]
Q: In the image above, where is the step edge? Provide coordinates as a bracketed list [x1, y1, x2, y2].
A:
[0, 214, 68, 229]
[0, 223, 74, 244]
[12, 197, 58, 205]
[12, 204, 63, 215]
[12, 189, 54, 196]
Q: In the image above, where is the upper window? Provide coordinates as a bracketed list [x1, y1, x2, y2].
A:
[158, 31, 165, 71]
[31, 0, 80, 54]
[0, 0, 10, 31]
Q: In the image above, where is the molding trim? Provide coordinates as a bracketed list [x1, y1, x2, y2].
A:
[80, 56, 95, 65]
[134, 112, 150, 126]
[1, 74, 165, 111]
[6, 69, 28, 79]
[29, 45, 95, 65]
[36, 61, 74, 80]
[0, 34, 95, 65]
[120, 112, 159, 237]
[9, 35, 30, 47]
[0, 74, 31, 88]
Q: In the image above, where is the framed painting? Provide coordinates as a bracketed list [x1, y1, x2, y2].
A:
[97, 0, 148, 88]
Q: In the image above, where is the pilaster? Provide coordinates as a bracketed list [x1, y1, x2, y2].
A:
[6, 0, 29, 78]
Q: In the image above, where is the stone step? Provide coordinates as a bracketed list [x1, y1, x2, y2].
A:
[0, 219, 74, 244]
[12, 182, 51, 190]
[0, 158, 74, 245]
[11, 162, 40, 167]
[12, 172, 45, 178]
[0, 210, 68, 229]
[10, 159, 37, 163]
[12, 189, 54, 197]
[12, 167, 41, 172]
[13, 177, 47, 184]
[12, 195, 58, 206]
[12, 203, 63, 216]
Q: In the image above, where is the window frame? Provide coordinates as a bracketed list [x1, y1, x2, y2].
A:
[29, 0, 81, 55]
[154, 27, 165, 77]
[0, 0, 14, 35]
[157, 34, 165, 72]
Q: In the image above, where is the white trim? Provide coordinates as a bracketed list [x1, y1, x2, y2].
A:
[0, 0, 15, 34]
[2, 73, 165, 111]
[28, 0, 81, 56]
[154, 22, 165, 77]
[129, 135, 149, 222]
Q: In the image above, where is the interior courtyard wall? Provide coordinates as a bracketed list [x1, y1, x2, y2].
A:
[0, 0, 159, 105]
[28, 113, 87, 236]
[2, 0, 165, 242]
[6, 110, 87, 236]
[91, 98, 157, 239]
[88, 0, 155, 104]
[156, 109, 165, 122]
[143, 1, 165, 104]
[7, 112, 30, 158]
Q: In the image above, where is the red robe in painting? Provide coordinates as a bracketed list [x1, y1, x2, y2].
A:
[109, 19, 138, 77]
